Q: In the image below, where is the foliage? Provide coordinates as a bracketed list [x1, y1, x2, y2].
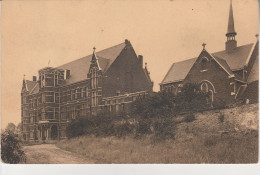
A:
[218, 112, 225, 123]
[130, 91, 176, 119]
[183, 113, 196, 123]
[131, 83, 210, 119]
[152, 117, 176, 140]
[5, 123, 16, 132]
[1, 130, 26, 164]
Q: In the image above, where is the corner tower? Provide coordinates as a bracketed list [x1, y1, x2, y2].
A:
[225, 0, 237, 52]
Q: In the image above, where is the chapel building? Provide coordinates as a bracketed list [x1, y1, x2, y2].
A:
[160, 1, 258, 106]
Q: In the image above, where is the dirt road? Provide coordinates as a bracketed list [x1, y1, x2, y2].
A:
[23, 144, 94, 164]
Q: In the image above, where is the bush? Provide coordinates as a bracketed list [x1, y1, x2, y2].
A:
[130, 83, 210, 119]
[130, 91, 176, 119]
[152, 118, 176, 141]
[183, 113, 196, 123]
[1, 130, 26, 164]
[218, 112, 225, 123]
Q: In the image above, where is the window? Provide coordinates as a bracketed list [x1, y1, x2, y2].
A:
[82, 87, 86, 98]
[230, 82, 235, 95]
[200, 57, 209, 72]
[67, 90, 71, 101]
[76, 88, 81, 99]
[55, 93, 59, 103]
[45, 92, 54, 103]
[72, 89, 76, 100]
[91, 68, 98, 89]
[61, 108, 67, 120]
[201, 83, 208, 93]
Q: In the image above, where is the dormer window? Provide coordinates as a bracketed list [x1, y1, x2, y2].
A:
[200, 57, 209, 72]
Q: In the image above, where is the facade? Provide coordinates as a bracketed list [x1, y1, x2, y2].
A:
[160, 1, 259, 106]
[21, 39, 153, 141]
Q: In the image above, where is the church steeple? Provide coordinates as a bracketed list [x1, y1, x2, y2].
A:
[225, 0, 237, 51]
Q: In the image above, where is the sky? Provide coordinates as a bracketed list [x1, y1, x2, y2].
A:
[1, 0, 259, 129]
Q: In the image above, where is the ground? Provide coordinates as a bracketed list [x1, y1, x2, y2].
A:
[22, 144, 94, 164]
[22, 103, 258, 164]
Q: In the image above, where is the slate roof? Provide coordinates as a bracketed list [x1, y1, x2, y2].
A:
[212, 43, 254, 70]
[161, 43, 255, 84]
[247, 56, 259, 83]
[23, 80, 39, 95]
[57, 42, 126, 85]
[25, 80, 37, 92]
[161, 58, 196, 84]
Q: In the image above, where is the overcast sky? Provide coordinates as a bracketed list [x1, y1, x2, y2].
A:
[1, 0, 258, 128]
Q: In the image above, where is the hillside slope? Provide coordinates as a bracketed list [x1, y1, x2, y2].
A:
[56, 104, 258, 163]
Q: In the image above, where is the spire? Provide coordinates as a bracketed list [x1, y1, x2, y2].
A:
[225, 0, 237, 51]
[226, 0, 236, 36]
[91, 46, 97, 63]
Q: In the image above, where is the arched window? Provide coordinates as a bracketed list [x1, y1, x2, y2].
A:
[201, 83, 208, 93]
[200, 57, 209, 71]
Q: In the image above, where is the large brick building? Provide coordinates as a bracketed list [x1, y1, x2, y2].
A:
[21, 39, 153, 141]
[160, 1, 258, 105]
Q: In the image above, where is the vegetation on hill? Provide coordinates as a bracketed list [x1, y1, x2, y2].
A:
[1, 130, 26, 164]
[57, 103, 258, 163]
[66, 83, 211, 140]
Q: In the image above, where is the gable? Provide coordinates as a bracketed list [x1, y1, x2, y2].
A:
[190, 50, 233, 77]
[102, 45, 152, 97]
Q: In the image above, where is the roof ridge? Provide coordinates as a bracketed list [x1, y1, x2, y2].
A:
[57, 42, 125, 69]
[213, 43, 254, 54]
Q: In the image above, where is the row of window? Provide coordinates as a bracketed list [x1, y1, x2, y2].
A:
[39, 71, 64, 88]
[60, 87, 88, 102]
[61, 104, 88, 120]
[27, 92, 59, 108]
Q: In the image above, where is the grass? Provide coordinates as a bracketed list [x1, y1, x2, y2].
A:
[56, 130, 258, 163]
[56, 104, 258, 163]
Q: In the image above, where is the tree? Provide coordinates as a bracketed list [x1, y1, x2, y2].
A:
[5, 123, 16, 133]
[1, 130, 26, 163]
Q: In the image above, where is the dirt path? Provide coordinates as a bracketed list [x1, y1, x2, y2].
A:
[23, 144, 94, 164]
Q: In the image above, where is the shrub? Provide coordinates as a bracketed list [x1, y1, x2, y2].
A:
[130, 91, 176, 119]
[152, 118, 176, 141]
[204, 135, 218, 147]
[130, 83, 210, 119]
[183, 113, 196, 123]
[218, 112, 225, 123]
[1, 130, 26, 164]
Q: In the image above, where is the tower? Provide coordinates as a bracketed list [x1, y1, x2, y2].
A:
[225, 0, 237, 51]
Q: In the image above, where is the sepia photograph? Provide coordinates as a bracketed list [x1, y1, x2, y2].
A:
[0, 0, 259, 169]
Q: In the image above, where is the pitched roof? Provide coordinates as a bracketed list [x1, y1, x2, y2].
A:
[161, 43, 255, 84]
[161, 58, 196, 84]
[25, 80, 37, 92]
[57, 42, 126, 85]
[213, 56, 233, 76]
[212, 43, 254, 70]
[247, 56, 259, 83]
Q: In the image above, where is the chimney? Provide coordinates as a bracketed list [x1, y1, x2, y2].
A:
[138, 55, 143, 68]
[32, 76, 37, 82]
[64, 69, 70, 80]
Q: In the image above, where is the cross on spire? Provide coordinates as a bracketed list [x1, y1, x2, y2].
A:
[202, 43, 206, 50]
